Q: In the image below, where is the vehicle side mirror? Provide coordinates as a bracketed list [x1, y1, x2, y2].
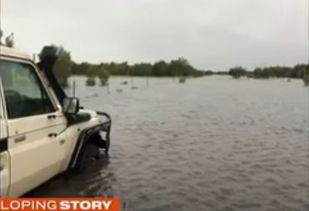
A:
[63, 97, 79, 115]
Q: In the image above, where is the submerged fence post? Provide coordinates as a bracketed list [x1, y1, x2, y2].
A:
[107, 82, 110, 94]
[131, 76, 134, 89]
[72, 80, 76, 97]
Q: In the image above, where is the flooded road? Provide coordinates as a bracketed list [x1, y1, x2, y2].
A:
[29, 76, 308, 211]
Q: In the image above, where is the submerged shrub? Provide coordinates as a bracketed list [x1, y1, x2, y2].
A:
[179, 77, 186, 83]
[98, 67, 109, 86]
[86, 77, 96, 86]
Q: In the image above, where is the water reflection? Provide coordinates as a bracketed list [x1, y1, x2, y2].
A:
[25, 154, 116, 198]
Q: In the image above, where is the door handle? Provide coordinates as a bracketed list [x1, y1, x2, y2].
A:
[14, 135, 26, 143]
[47, 115, 57, 119]
[48, 133, 58, 138]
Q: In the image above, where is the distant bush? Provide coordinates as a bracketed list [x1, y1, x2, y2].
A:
[86, 77, 96, 86]
[229, 66, 248, 79]
[253, 66, 293, 78]
[204, 70, 214, 75]
[179, 77, 186, 83]
[293, 64, 309, 86]
[98, 67, 109, 86]
[54, 48, 72, 88]
[227, 64, 309, 82]
[301, 65, 309, 86]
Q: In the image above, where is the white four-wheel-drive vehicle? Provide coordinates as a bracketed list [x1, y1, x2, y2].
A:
[0, 46, 111, 197]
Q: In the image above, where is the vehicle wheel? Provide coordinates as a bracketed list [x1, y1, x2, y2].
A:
[92, 132, 110, 154]
[74, 143, 99, 173]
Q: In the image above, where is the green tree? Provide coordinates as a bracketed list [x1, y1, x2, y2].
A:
[229, 66, 248, 79]
[153, 61, 168, 76]
[253, 67, 270, 78]
[98, 67, 109, 86]
[168, 58, 195, 76]
[129, 63, 152, 76]
[297, 65, 309, 86]
[85, 66, 98, 77]
[85, 66, 97, 86]
[53, 47, 72, 87]
[293, 64, 309, 79]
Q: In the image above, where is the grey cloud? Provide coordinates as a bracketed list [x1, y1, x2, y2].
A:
[1, 0, 307, 70]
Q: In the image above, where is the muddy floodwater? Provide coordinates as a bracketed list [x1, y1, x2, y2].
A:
[28, 76, 308, 211]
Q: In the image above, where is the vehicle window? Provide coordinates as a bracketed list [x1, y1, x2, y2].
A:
[0, 59, 55, 119]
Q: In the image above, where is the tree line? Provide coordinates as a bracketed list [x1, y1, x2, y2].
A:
[55, 49, 206, 86]
[47, 46, 207, 87]
[1, 29, 308, 86]
[229, 65, 309, 85]
[72, 58, 205, 77]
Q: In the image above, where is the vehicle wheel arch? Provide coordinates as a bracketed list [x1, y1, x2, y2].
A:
[67, 123, 110, 172]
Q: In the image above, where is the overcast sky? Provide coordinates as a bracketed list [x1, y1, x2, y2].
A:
[1, 0, 308, 70]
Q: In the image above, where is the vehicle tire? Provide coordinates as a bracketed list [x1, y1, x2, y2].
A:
[74, 143, 99, 173]
[91, 132, 110, 154]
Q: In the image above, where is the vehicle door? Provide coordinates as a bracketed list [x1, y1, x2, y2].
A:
[0, 57, 67, 196]
[0, 75, 9, 197]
